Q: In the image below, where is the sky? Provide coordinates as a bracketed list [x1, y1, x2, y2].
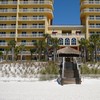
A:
[53, 0, 80, 25]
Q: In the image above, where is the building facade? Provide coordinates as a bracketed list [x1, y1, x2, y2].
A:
[0, 0, 99, 60]
[80, 0, 100, 39]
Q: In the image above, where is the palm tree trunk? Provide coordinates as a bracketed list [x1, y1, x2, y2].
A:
[12, 47, 14, 61]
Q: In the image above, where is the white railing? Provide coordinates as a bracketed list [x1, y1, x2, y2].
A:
[0, 1, 17, 5]
[19, 9, 52, 13]
[0, 34, 15, 38]
[51, 33, 85, 37]
[18, 34, 44, 38]
[89, 25, 100, 28]
[18, 17, 46, 21]
[19, 1, 52, 5]
[0, 17, 16, 21]
[18, 25, 45, 29]
[0, 42, 7, 46]
[81, 1, 100, 5]
[81, 8, 100, 13]
[89, 17, 100, 20]
[0, 25, 16, 29]
[0, 9, 17, 13]
[17, 42, 33, 46]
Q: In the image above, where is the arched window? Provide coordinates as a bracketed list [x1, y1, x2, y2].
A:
[59, 38, 63, 45]
[65, 38, 70, 45]
[71, 38, 76, 45]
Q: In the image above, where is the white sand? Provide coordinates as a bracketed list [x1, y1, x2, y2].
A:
[0, 78, 100, 100]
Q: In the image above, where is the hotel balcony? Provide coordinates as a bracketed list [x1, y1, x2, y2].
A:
[81, 8, 100, 15]
[0, 1, 17, 5]
[88, 17, 100, 21]
[19, 1, 52, 5]
[89, 25, 100, 29]
[0, 9, 17, 13]
[18, 25, 45, 29]
[18, 17, 46, 21]
[0, 17, 16, 21]
[51, 33, 85, 38]
[0, 34, 15, 38]
[81, 1, 100, 6]
[0, 42, 8, 46]
[18, 34, 44, 38]
[0, 25, 16, 29]
[17, 42, 34, 46]
[19, 9, 52, 13]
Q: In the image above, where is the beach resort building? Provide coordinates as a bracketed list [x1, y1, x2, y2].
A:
[0, 0, 99, 60]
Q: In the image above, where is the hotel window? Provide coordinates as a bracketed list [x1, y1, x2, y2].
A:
[33, 16, 37, 19]
[32, 40, 36, 44]
[22, 32, 26, 36]
[12, 8, 16, 12]
[32, 24, 37, 28]
[89, 8, 94, 12]
[22, 24, 27, 28]
[12, 16, 16, 20]
[96, 24, 100, 28]
[65, 38, 70, 45]
[23, 8, 27, 12]
[96, 16, 100, 20]
[90, 32, 95, 35]
[10, 32, 15, 36]
[39, 32, 43, 36]
[21, 40, 26, 45]
[97, 32, 100, 34]
[71, 38, 76, 45]
[39, 15, 44, 19]
[40, 0, 44, 3]
[32, 32, 37, 36]
[33, 8, 38, 11]
[59, 38, 63, 45]
[90, 23, 95, 28]
[89, 15, 94, 20]
[11, 24, 16, 28]
[22, 16, 27, 20]
[23, 0, 28, 4]
[39, 8, 44, 11]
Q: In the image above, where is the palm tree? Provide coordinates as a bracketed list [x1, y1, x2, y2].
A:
[34, 40, 46, 61]
[51, 38, 59, 62]
[19, 44, 25, 61]
[30, 48, 36, 60]
[43, 34, 51, 61]
[78, 39, 89, 63]
[8, 40, 16, 61]
[0, 51, 3, 61]
[5, 48, 9, 61]
[14, 46, 20, 61]
[89, 34, 100, 62]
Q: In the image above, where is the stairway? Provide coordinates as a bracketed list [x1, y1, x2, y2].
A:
[60, 62, 81, 85]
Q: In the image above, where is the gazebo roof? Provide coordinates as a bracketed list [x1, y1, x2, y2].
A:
[57, 47, 81, 57]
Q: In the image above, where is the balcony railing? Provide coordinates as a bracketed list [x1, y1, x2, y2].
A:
[17, 42, 34, 46]
[51, 33, 85, 37]
[0, 9, 17, 13]
[18, 25, 45, 29]
[0, 42, 7, 46]
[19, 1, 52, 5]
[19, 9, 52, 13]
[81, 9, 100, 13]
[89, 17, 100, 20]
[18, 17, 46, 21]
[0, 1, 17, 5]
[0, 25, 16, 29]
[89, 25, 100, 28]
[81, 1, 100, 5]
[18, 34, 44, 38]
[0, 17, 16, 21]
[0, 34, 15, 38]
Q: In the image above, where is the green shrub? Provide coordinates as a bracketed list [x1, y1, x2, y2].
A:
[40, 62, 59, 75]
